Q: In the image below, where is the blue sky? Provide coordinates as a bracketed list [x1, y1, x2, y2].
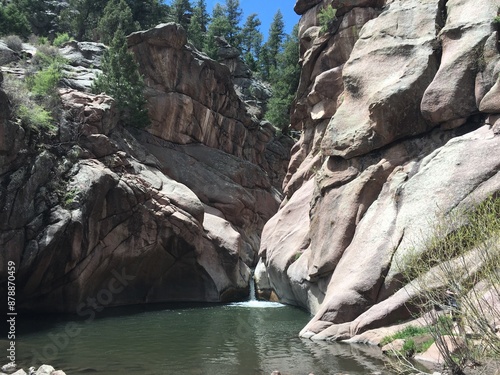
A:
[205, 0, 300, 40]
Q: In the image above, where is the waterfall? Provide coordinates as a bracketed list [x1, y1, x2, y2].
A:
[249, 275, 256, 301]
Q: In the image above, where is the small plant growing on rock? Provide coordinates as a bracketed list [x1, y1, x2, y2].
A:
[53, 32, 72, 47]
[318, 5, 337, 34]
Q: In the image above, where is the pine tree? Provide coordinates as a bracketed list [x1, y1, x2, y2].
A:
[92, 28, 149, 128]
[0, 3, 31, 37]
[261, 9, 285, 78]
[266, 24, 300, 132]
[125, 0, 169, 29]
[240, 14, 262, 72]
[187, 0, 210, 50]
[224, 0, 242, 48]
[60, 0, 108, 41]
[205, 3, 231, 59]
[9, 0, 57, 36]
[97, 0, 138, 45]
[170, 0, 193, 30]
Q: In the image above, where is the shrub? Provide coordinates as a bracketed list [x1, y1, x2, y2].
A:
[17, 103, 56, 133]
[399, 196, 500, 374]
[3, 68, 58, 135]
[53, 33, 71, 47]
[318, 4, 337, 34]
[27, 64, 62, 97]
[32, 44, 63, 68]
[3, 34, 23, 52]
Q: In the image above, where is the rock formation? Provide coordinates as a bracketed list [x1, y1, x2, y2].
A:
[256, 0, 500, 340]
[0, 24, 290, 312]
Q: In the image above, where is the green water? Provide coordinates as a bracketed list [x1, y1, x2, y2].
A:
[14, 301, 394, 375]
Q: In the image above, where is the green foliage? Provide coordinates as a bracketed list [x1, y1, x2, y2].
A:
[59, 0, 108, 41]
[125, 0, 169, 29]
[265, 24, 300, 132]
[262, 9, 285, 75]
[0, 3, 31, 37]
[27, 64, 62, 97]
[63, 188, 79, 207]
[318, 4, 337, 34]
[17, 103, 56, 133]
[53, 32, 72, 47]
[187, 0, 210, 50]
[398, 196, 500, 373]
[240, 14, 262, 69]
[205, 3, 231, 58]
[92, 28, 149, 128]
[381, 325, 431, 346]
[224, 0, 242, 47]
[170, 0, 193, 30]
[97, 0, 138, 44]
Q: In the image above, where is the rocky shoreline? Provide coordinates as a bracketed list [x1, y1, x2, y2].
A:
[1, 364, 65, 375]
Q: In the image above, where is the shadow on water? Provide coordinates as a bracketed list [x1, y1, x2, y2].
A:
[12, 301, 396, 375]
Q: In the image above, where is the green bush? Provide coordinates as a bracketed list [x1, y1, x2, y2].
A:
[17, 103, 56, 133]
[318, 4, 337, 34]
[53, 33, 71, 47]
[27, 64, 62, 97]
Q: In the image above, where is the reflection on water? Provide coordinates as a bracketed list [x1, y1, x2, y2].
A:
[14, 303, 395, 375]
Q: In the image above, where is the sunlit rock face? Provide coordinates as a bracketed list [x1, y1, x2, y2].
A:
[0, 24, 291, 312]
[256, 0, 500, 340]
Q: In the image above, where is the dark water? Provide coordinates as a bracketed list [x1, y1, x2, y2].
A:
[13, 300, 395, 375]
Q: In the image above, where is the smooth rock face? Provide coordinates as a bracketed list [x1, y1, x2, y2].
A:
[321, 0, 443, 159]
[257, 0, 500, 341]
[421, 0, 497, 124]
[0, 23, 288, 311]
[128, 24, 278, 173]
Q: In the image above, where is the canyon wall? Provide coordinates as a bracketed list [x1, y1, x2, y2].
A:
[0, 24, 290, 312]
[255, 0, 500, 340]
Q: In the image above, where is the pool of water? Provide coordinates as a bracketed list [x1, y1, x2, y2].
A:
[13, 300, 395, 375]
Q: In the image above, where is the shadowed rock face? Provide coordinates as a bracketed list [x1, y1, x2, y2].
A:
[0, 25, 290, 312]
[256, 0, 500, 340]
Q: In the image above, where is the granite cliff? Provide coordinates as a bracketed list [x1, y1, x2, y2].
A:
[255, 0, 500, 340]
[0, 24, 291, 311]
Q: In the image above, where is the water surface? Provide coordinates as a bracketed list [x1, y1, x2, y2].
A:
[15, 301, 395, 374]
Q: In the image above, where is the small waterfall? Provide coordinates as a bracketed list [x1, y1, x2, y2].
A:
[249, 275, 256, 301]
[229, 271, 283, 308]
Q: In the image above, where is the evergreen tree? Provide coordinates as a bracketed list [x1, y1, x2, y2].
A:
[96, 0, 138, 45]
[92, 28, 149, 128]
[125, 0, 170, 29]
[205, 3, 231, 59]
[261, 9, 285, 78]
[187, 0, 210, 50]
[60, 0, 107, 41]
[10, 0, 58, 36]
[170, 0, 193, 30]
[266, 24, 300, 132]
[224, 0, 242, 48]
[240, 14, 262, 72]
[0, 3, 31, 37]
